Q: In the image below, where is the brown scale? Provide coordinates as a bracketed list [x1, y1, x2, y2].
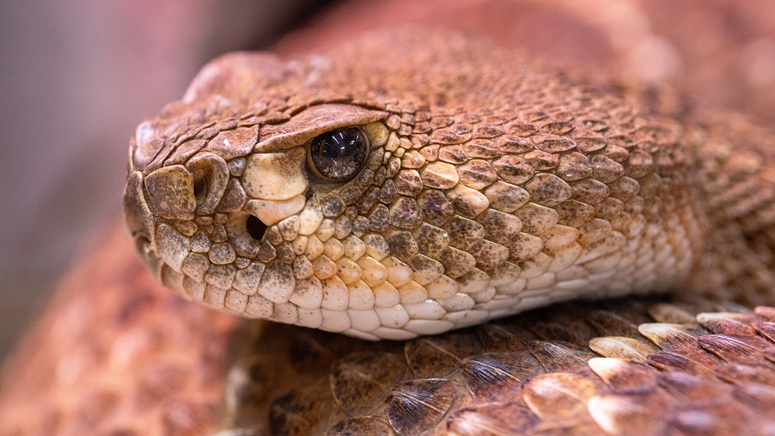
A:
[220, 296, 775, 435]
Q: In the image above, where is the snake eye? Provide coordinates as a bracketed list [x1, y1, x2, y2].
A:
[307, 127, 369, 181]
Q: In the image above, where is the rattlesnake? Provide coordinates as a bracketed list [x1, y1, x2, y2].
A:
[125, 30, 775, 338]
[4, 28, 775, 436]
[123, 30, 775, 434]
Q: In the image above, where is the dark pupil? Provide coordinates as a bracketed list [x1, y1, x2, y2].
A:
[322, 130, 357, 157]
[310, 127, 368, 180]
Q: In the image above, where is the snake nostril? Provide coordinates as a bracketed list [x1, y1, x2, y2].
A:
[246, 215, 268, 241]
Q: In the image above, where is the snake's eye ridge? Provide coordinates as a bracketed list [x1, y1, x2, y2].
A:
[308, 127, 369, 181]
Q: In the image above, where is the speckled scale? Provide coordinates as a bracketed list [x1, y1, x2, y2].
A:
[269, 381, 333, 436]
[329, 352, 406, 413]
[656, 371, 733, 405]
[385, 378, 459, 435]
[585, 310, 642, 339]
[523, 372, 598, 420]
[588, 358, 658, 392]
[462, 351, 543, 401]
[530, 341, 597, 372]
[404, 332, 481, 377]
[447, 403, 539, 436]
[530, 321, 588, 347]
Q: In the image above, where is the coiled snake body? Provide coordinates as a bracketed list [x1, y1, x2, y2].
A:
[4, 29, 775, 436]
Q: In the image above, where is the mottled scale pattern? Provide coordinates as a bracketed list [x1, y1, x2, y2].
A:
[124, 30, 775, 339]
[218, 296, 775, 435]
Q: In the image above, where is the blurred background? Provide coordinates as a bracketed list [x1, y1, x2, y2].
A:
[1, 0, 774, 359]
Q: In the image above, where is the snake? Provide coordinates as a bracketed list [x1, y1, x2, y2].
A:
[125, 29, 775, 337]
[3, 28, 775, 435]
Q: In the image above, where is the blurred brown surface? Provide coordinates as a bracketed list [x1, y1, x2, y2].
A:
[1, 0, 773, 364]
[0, 224, 238, 435]
[275, 0, 775, 124]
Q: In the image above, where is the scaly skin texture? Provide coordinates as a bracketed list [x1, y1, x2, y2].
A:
[126, 30, 774, 340]
[221, 296, 775, 435]
[3, 26, 775, 436]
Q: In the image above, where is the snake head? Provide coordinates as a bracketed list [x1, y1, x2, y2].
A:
[123, 46, 458, 340]
[124, 31, 702, 340]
